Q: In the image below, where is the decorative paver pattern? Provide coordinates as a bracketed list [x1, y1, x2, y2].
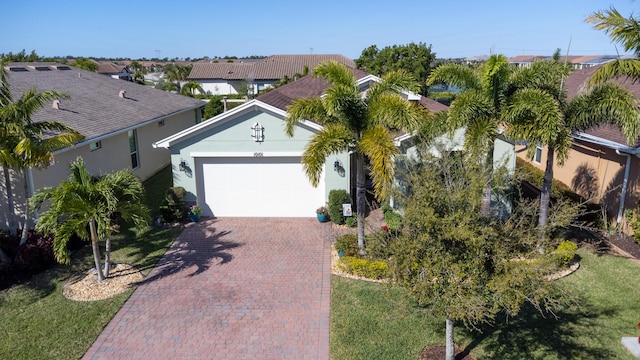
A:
[83, 218, 331, 360]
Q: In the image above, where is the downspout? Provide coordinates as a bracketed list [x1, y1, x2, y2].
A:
[615, 149, 632, 224]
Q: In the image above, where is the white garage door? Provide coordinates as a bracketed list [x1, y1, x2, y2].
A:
[200, 157, 325, 217]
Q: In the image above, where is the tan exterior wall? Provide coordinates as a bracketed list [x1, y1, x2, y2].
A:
[0, 108, 201, 231]
[517, 140, 639, 225]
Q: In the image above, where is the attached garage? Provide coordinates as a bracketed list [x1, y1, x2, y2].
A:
[198, 156, 325, 217]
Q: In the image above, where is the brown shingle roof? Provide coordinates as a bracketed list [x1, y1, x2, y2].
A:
[188, 54, 356, 81]
[5, 62, 205, 142]
[565, 63, 640, 147]
[96, 62, 127, 74]
[256, 68, 448, 115]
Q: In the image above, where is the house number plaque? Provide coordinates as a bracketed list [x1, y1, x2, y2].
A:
[254, 152, 263, 157]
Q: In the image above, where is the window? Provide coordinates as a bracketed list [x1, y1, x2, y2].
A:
[534, 141, 543, 163]
[128, 130, 139, 169]
[158, 120, 164, 127]
[89, 141, 102, 151]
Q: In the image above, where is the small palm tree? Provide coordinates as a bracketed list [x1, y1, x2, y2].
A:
[504, 60, 640, 235]
[426, 54, 513, 216]
[163, 64, 192, 93]
[181, 81, 204, 97]
[0, 62, 84, 244]
[285, 61, 429, 250]
[31, 157, 149, 281]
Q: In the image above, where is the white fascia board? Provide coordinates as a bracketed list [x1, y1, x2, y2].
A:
[190, 151, 304, 158]
[153, 99, 287, 149]
[393, 131, 416, 146]
[356, 74, 421, 100]
[572, 131, 638, 154]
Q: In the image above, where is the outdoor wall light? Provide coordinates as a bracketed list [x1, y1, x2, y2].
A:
[179, 159, 188, 172]
[334, 159, 342, 172]
[251, 122, 264, 142]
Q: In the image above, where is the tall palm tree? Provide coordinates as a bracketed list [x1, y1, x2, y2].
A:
[31, 157, 149, 281]
[163, 64, 192, 93]
[285, 61, 428, 250]
[0, 63, 83, 245]
[504, 60, 640, 234]
[426, 54, 513, 216]
[586, 7, 640, 84]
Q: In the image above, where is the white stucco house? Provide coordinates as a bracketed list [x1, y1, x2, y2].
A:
[186, 54, 356, 96]
[0, 62, 206, 231]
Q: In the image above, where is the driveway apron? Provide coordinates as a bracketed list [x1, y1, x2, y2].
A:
[83, 217, 331, 360]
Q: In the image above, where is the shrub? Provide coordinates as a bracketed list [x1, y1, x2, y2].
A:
[364, 231, 395, 260]
[338, 256, 388, 279]
[335, 234, 359, 257]
[552, 240, 578, 267]
[380, 201, 402, 232]
[345, 217, 357, 228]
[328, 189, 351, 225]
[159, 186, 189, 223]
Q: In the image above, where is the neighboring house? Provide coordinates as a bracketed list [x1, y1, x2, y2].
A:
[0, 62, 205, 230]
[186, 54, 356, 96]
[508, 55, 618, 69]
[96, 61, 132, 80]
[517, 64, 640, 226]
[153, 67, 516, 219]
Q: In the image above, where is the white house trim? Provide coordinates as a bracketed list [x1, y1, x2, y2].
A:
[190, 151, 304, 158]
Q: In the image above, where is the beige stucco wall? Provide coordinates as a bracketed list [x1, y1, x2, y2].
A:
[0, 108, 201, 231]
[517, 140, 639, 224]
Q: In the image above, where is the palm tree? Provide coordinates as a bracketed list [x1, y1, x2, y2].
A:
[586, 7, 640, 84]
[31, 157, 149, 281]
[0, 63, 83, 245]
[181, 81, 204, 97]
[285, 61, 428, 250]
[426, 54, 513, 216]
[504, 60, 640, 234]
[163, 64, 192, 93]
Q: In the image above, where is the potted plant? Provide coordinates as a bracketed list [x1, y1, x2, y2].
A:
[189, 204, 201, 222]
[316, 205, 329, 223]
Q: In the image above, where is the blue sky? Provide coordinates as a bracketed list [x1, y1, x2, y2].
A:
[3, 0, 638, 60]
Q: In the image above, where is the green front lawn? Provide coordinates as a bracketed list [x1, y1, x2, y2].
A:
[0, 166, 179, 359]
[331, 249, 640, 359]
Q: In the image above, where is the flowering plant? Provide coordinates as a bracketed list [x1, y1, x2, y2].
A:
[316, 205, 329, 215]
[190, 205, 202, 216]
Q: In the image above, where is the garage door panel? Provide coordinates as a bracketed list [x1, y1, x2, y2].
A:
[201, 157, 324, 217]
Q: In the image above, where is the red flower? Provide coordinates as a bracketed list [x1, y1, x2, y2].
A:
[381, 225, 389, 232]
[637, 322, 640, 328]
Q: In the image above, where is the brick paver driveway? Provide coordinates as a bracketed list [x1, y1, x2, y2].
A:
[83, 217, 331, 360]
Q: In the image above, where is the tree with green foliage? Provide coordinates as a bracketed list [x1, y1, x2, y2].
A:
[390, 149, 570, 360]
[129, 60, 148, 84]
[286, 61, 429, 251]
[73, 57, 97, 71]
[31, 157, 149, 281]
[181, 81, 204, 97]
[0, 62, 84, 246]
[426, 54, 513, 216]
[0, 49, 41, 62]
[504, 59, 640, 232]
[163, 63, 192, 93]
[586, 7, 640, 84]
[356, 42, 436, 95]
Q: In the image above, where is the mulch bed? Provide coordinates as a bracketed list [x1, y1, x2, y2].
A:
[607, 233, 640, 259]
[419, 345, 476, 360]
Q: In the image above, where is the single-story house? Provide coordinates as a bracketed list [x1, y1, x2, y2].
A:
[153, 66, 516, 219]
[0, 62, 205, 231]
[186, 54, 356, 96]
[96, 61, 132, 81]
[517, 64, 640, 226]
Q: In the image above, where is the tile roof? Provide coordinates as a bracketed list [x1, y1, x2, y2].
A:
[564, 63, 640, 147]
[188, 54, 356, 81]
[4, 62, 205, 142]
[96, 62, 127, 74]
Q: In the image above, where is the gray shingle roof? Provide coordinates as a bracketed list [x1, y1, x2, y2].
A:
[4, 62, 205, 142]
[188, 54, 356, 81]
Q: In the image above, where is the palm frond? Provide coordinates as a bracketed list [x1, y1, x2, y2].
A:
[301, 124, 353, 186]
[367, 92, 430, 131]
[285, 97, 329, 136]
[587, 7, 640, 56]
[313, 60, 357, 87]
[588, 59, 640, 85]
[427, 63, 481, 91]
[358, 126, 399, 201]
[503, 88, 563, 145]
